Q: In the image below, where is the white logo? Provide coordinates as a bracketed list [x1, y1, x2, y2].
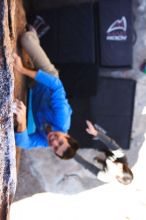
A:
[106, 16, 127, 41]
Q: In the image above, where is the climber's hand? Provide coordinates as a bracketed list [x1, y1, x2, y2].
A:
[13, 53, 25, 74]
[13, 99, 26, 132]
[85, 120, 98, 137]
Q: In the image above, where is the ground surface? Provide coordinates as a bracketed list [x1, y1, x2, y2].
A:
[11, 0, 146, 219]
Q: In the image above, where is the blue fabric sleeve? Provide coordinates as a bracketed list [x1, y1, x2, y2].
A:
[35, 69, 72, 133]
[51, 106, 72, 132]
[35, 69, 63, 91]
[15, 129, 49, 149]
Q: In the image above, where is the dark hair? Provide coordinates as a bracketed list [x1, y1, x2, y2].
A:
[114, 161, 134, 185]
[96, 152, 133, 185]
[57, 136, 79, 160]
[114, 157, 128, 165]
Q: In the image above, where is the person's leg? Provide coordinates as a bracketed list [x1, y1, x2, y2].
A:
[20, 31, 59, 77]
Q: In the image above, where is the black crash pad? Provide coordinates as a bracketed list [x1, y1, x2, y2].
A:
[68, 77, 136, 149]
[98, 0, 133, 68]
[56, 63, 98, 98]
[30, 2, 96, 63]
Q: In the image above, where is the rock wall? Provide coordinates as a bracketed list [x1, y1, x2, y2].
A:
[0, 0, 27, 219]
[0, 0, 16, 219]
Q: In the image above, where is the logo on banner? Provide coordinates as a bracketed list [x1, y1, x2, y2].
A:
[106, 16, 127, 41]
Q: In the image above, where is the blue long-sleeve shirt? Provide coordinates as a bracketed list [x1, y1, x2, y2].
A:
[15, 69, 72, 149]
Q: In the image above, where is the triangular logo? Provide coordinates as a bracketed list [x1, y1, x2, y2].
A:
[106, 16, 127, 41]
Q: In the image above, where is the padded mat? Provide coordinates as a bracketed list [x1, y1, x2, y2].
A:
[68, 77, 136, 149]
[98, 0, 133, 68]
[56, 63, 99, 98]
[30, 2, 96, 63]
[58, 3, 95, 63]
